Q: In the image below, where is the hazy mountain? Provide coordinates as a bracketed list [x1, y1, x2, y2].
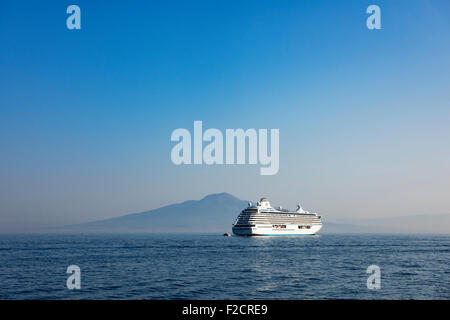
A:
[60, 192, 249, 233]
[324, 214, 450, 234]
[54, 193, 450, 234]
[321, 222, 383, 234]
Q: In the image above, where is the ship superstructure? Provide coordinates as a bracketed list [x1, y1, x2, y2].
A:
[232, 198, 322, 236]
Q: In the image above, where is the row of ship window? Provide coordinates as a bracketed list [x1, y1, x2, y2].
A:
[234, 224, 312, 229]
[273, 225, 311, 229]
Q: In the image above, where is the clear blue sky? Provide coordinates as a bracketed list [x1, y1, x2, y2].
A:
[1, 0, 449, 231]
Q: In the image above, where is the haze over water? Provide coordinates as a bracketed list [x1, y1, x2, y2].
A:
[1, 233, 448, 299]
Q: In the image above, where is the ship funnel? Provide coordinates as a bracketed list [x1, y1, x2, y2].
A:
[296, 202, 305, 213]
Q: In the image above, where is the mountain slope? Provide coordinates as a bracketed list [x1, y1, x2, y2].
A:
[62, 192, 248, 233]
[324, 214, 450, 234]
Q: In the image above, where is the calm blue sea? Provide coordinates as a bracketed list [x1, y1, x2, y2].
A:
[0, 234, 448, 299]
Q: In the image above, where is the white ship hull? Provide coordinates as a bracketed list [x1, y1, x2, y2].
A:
[233, 224, 322, 236]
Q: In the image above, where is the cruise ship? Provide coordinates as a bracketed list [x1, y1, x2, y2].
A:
[232, 197, 322, 236]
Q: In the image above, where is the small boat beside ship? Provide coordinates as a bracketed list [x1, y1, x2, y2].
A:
[232, 197, 322, 236]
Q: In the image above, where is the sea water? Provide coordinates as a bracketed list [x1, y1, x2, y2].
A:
[0, 233, 448, 299]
